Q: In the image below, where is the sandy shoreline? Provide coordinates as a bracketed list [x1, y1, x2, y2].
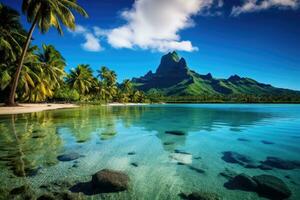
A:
[0, 103, 79, 115]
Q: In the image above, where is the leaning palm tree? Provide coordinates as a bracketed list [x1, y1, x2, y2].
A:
[7, 0, 88, 105]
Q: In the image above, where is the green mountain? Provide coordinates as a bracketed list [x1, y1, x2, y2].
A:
[132, 51, 300, 97]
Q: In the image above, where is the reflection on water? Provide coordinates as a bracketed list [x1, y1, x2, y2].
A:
[0, 104, 299, 200]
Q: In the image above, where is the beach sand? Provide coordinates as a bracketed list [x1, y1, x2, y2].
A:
[0, 103, 78, 115]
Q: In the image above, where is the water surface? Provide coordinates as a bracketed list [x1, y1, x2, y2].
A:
[0, 104, 300, 199]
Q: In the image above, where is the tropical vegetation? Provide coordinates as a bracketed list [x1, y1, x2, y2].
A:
[0, 2, 146, 104]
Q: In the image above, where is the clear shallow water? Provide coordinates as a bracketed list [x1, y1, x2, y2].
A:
[0, 104, 300, 200]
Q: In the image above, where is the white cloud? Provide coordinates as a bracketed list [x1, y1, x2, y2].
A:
[104, 0, 219, 52]
[81, 33, 102, 52]
[69, 25, 103, 52]
[231, 0, 300, 16]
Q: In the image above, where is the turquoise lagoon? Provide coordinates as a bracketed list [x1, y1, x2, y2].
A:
[0, 104, 300, 199]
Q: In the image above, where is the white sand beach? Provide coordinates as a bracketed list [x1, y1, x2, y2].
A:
[0, 103, 78, 115]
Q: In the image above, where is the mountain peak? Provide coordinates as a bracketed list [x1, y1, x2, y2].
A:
[156, 51, 188, 76]
[228, 74, 241, 81]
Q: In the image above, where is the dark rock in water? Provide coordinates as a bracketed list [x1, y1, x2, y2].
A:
[165, 130, 185, 136]
[261, 140, 274, 145]
[224, 173, 258, 191]
[219, 168, 238, 180]
[72, 164, 79, 168]
[10, 185, 29, 195]
[194, 156, 202, 160]
[128, 152, 136, 155]
[188, 166, 205, 174]
[131, 162, 138, 167]
[258, 164, 273, 170]
[177, 162, 186, 165]
[237, 138, 250, 142]
[57, 152, 80, 161]
[285, 175, 291, 179]
[179, 191, 221, 200]
[221, 151, 255, 166]
[91, 169, 129, 192]
[174, 149, 191, 155]
[76, 140, 87, 143]
[261, 156, 300, 170]
[245, 164, 258, 169]
[37, 193, 56, 200]
[253, 175, 291, 199]
[163, 142, 175, 145]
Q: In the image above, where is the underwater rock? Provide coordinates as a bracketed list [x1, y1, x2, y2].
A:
[193, 156, 202, 160]
[91, 169, 129, 192]
[37, 193, 56, 200]
[128, 152, 136, 155]
[76, 140, 87, 143]
[221, 151, 255, 166]
[261, 140, 274, 145]
[57, 152, 80, 162]
[188, 166, 205, 174]
[224, 173, 258, 191]
[174, 149, 191, 155]
[224, 173, 291, 200]
[163, 142, 175, 145]
[237, 138, 250, 142]
[260, 156, 300, 170]
[165, 130, 186, 136]
[219, 168, 238, 180]
[253, 175, 291, 199]
[10, 185, 31, 195]
[131, 162, 138, 167]
[258, 164, 273, 170]
[179, 191, 221, 200]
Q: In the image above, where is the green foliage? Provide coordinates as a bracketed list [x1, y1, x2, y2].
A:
[53, 87, 80, 102]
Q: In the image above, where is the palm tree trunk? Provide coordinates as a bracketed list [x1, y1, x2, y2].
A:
[6, 16, 38, 106]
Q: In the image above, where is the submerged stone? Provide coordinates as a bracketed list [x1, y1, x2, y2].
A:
[253, 175, 291, 199]
[260, 156, 300, 170]
[57, 152, 80, 162]
[131, 162, 138, 167]
[261, 140, 274, 145]
[174, 149, 191, 155]
[165, 130, 186, 136]
[163, 142, 175, 145]
[221, 151, 255, 166]
[188, 166, 205, 174]
[91, 169, 129, 192]
[180, 191, 221, 200]
[237, 138, 250, 142]
[128, 152, 136, 155]
[224, 173, 258, 191]
[219, 168, 238, 180]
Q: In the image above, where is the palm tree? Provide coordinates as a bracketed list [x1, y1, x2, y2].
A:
[7, 0, 88, 105]
[37, 44, 66, 88]
[66, 64, 94, 96]
[0, 3, 25, 62]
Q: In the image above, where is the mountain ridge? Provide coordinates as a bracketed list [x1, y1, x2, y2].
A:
[132, 51, 300, 97]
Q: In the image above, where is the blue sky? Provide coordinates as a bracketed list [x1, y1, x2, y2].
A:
[2, 0, 300, 90]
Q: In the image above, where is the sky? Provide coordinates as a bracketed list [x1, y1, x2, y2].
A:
[2, 0, 300, 90]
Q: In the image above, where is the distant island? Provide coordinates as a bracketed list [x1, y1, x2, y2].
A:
[132, 51, 300, 103]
